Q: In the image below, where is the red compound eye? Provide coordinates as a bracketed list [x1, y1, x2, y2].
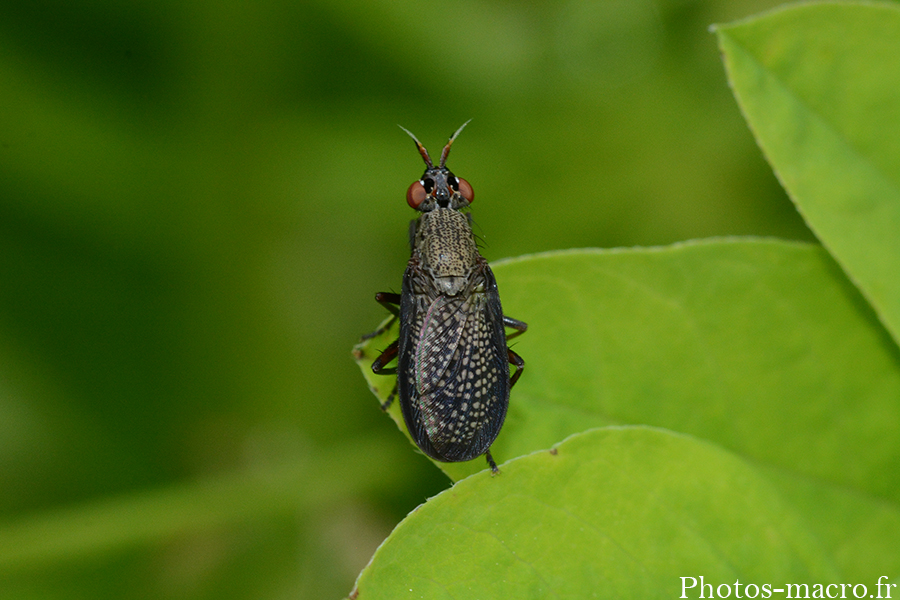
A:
[407, 180, 427, 209]
[457, 177, 474, 204]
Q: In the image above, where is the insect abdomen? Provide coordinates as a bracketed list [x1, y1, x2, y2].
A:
[398, 259, 510, 462]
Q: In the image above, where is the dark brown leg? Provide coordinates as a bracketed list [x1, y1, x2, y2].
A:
[503, 315, 528, 341]
[360, 292, 402, 341]
[376, 292, 402, 316]
[508, 347, 524, 387]
[371, 339, 398, 375]
[486, 450, 499, 474]
[371, 339, 399, 410]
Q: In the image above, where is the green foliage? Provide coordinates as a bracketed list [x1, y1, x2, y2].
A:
[354, 427, 841, 598]
[355, 241, 900, 595]
[3, 0, 898, 598]
[717, 1, 900, 344]
[351, 2, 900, 596]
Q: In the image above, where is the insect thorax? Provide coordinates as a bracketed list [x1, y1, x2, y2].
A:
[413, 209, 479, 296]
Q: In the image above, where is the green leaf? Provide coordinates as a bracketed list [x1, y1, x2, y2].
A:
[715, 2, 900, 345]
[350, 427, 839, 599]
[354, 239, 900, 583]
[357, 240, 900, 493]
[496, 241, 900, 497]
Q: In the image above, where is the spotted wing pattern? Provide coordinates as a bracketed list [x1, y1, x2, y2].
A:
[413, 294, 467, 397]
[398, 263, 510, 462]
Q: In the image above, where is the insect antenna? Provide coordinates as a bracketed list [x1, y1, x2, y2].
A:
[397, 125, 434, 168]
[439, 119, 472, 167]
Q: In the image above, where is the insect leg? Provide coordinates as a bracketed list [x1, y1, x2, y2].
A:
[376, 292, 402, 316]
[503, 315, 528, 341]
[371, 339, 399, 410]
[361, 292, 402, 410]
[508, 347, 525, 388]
[485, 450, 499, 474]
[381, 383, 398, 411]
[371, 339, 398, 375]
[360, 292, 402, 341]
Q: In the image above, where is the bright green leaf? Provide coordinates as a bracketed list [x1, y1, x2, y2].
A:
[357, 240, 900, 494]
[496, 241, 900, 500]
[350, 427, 839, 599]
[354, 239, 900, 581]
[715, 2, 900, 344]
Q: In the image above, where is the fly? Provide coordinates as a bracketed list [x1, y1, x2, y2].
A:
[367, 121, 527, 473]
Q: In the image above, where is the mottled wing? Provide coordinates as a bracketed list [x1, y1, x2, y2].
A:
[398, 262, 510, 462]
[413, 295, 467, 397]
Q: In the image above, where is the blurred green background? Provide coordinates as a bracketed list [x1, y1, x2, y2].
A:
[0, 0, 817, 598]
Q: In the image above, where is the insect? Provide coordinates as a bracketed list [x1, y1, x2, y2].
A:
[368, 121, 527, 473]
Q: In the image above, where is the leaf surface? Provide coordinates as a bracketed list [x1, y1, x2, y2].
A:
[716, 2, 900, 343]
